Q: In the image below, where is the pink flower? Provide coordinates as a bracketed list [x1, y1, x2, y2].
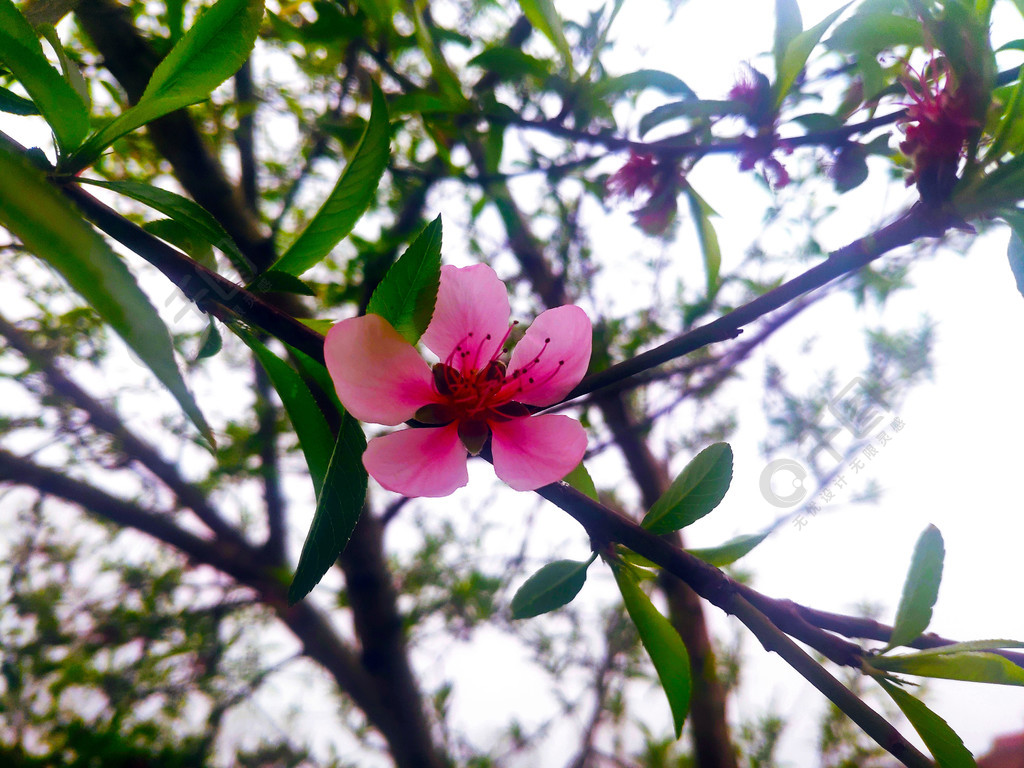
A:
[897, 58, 978, 203]
[606, 153, 684, 235]
[324, 264, 591, 497]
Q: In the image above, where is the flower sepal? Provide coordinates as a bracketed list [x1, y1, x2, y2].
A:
[458, 419, 490, 456]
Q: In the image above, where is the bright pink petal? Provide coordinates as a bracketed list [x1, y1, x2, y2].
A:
[363, 424, 469, 497]
[324, 314, 438, 426]
[420, 264, 511, 369]
[506, 305, 591, 406]
[490, 414, 587, 491]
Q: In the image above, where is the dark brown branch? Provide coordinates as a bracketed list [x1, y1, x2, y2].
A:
[562, 202, 956, 405]
[60, 183, 326, 364]
[254, 359, 287, 563]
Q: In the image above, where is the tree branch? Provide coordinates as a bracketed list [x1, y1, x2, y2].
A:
[562, 202, 957, 404]
[532, 479, 936, 767]
[0, 312, 245, 545]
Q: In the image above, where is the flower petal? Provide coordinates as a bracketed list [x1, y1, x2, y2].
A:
[490, 414, 587, 492]
[363, 424, 469, 497]
[507, 305, 591, 406]
[324, 314, 437, 426]
[420, 264, 511, 369]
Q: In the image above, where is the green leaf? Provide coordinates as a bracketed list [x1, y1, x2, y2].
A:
[271, 83, 390, 275]
[239, 331, 336, 492]
[887, 639, 1024, 656]
[38, 24, 90, 110]
[241, 332, 366, 605]
[77, 178, 249, 274]
[593, 69, 697, 100]
[0, 0, 89, 152]
[194, 319, 223, 361]
[613, 562, 691, 737]
[641, 443, 733, 534]
[639, 100, 741, 137]
[877, 679, 977, 768]
[0, 141, 213, 445]
[288, 412, 369, 603]
[1003, 211, 1024, 298]
[517, 0, 572, 67]
[142, 218, 215, 269]
[562, 461, 598, 501]
[774, 3, 853, 109]
[249, 270, 316, 296]
[826, 11, 924, 55]
[63, 0, 265, 173]
[510, 557, 594, 619]
[365, 216, 442, 345]
[688, 530, 771, 567]
[774, 0, 803, 79]
[684, 187, 721, 297]
[872, 651, 1024, 686]
[984, 66, 1024, 164]
[469, 47, 552, 82]
[885, 525, 945, 651]
[0, 85, 40, 116]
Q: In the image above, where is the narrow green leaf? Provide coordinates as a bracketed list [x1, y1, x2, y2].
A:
[365, 216, 442, 344]
[613, 562, 691, 737]
[985, 67, 1024, 165]
[272, 83, 390, 276]
[886, 525, 945, 651]
[873, 651, 1024, 686]
[510, 557, 594, 619]
[1003, 211, 1024, 298]
[142, 218, 215, 269]
[250, 270, 316, 296]
[774, 3, 853, 109]
[77, 178, 249, 274]
[38, 24, 90, 110]
[0, 142, 213, 445]
[0, 86, 40, 116]
[641, 443, 733, 534]
[877, 679, 977, 768]
[688, 530, 771, 568]
[0, 0, 89, 152]
[562, 461, 598, 501]
[826, 11, 923, 55]
[684, 187, 721, 297]
[639, 100, 741, 137]
[517, 0, 572, 67]
[194, 319, 223, 361]
[883, 639, 1024, 657]
[594, 69, 697, 100]
[774, 0, 803, 78]
[288, 413, 369, 603]
[63, 0, 265, 172]
[468, 47, 552, 82]
[239, 331, 335, 492]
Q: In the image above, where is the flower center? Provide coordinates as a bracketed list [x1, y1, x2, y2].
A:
[414, 324, 567, 454]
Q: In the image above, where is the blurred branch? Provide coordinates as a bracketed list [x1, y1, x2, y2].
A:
[0, 312, 245, 546]
[0, 447, 444, 768]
